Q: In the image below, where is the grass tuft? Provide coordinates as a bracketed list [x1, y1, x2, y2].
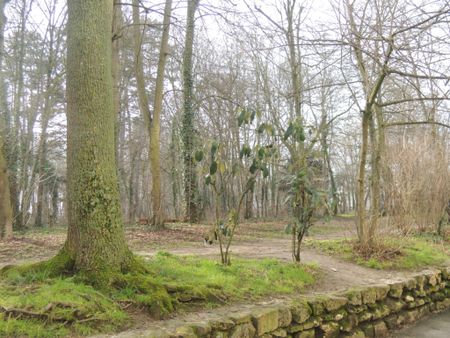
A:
[0, 278, 127, 337]
[306, 237, 449, 270]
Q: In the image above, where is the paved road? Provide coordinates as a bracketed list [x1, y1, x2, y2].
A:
[392, 311, 450, 338]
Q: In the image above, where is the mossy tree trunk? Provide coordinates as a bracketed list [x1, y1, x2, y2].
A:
[64, 0, 132, 285]
[0, 0, 12, 240]
[181, 0, 200, 223]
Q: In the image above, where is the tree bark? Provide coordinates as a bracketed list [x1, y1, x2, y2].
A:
[0, 135, 12, 239]
[0, 0, 12, 240]
[64, 0, 131, 284]
[181, 0, 200, 222]
[112, 0, 122, 172]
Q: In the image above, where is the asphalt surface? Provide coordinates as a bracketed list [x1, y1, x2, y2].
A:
[392, 311, 450, 338]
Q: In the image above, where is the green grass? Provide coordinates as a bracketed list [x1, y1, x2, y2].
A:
[306, 237, 449, 270]
[0, 253, 316, 337]
[0, 278, 127, 337]
[147, 252, 316, 299]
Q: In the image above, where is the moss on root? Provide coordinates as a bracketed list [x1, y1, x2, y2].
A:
[112, 273, 174, 318]
[0, 277, 127, 337]
[0, 251, 317, 336]
[0, 251, 176, 327]
[1, 250, 74, 283]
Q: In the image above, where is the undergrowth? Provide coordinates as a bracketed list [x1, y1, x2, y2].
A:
[306, 237, 449, 270]
[0, 252, 316, 337]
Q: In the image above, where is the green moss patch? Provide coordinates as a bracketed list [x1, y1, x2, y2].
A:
[0, 278, 127, 337]
[0, 253, 316, 337]
[306, 237, 449, 270]
[146, 252, 316, 299]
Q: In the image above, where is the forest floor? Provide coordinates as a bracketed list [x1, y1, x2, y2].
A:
[1, 216, 449, 336]
[0, 216, 441, 292]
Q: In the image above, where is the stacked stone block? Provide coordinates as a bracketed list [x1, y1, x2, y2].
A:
[140, 268, 450, 338]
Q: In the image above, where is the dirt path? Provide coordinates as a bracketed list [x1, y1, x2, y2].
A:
[136, 238, 413, 293]
[94, 238, 419, 337]
[0, 235, 414, 293]
[1, 225, 433, 338]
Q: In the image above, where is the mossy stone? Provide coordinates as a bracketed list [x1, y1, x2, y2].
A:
[404, 278, 417, 290]
[384, 314, 399, 329]
[308, 299, 325, 316]
[230, 323, 256, 338]
[294, 329, 315, 338]
[190, 321, 212, 336]
[414, 275, 426, 290]
[371, 303, 390, 320]
[290, 301, 312, 323]
[343, 289, 362, 305]
[209, 317, 235, 331]
[272, 328, 288, 337]
[357, 310, 372, 323]
[229, 311, 252, 324]
[361, 287, 377, 304]
[323, 308, 347, 322]
[344, 329, 365, 338]
[320, 321, 340, 338]
[388, 282, 404, 298]
[278, 305, 292, 327]
[430, 291, 446, 302]
[339, 314, 358, 333]
[212, 331, 229, 338]
[373, 320, 388, 337]
[373, 285, 390, 301]
[360, 323, 375, 337]
[347, 304, 367, 314]
[384, 298, 406, 312]
[174, 325, 197, 338]
[323, 295, 348, 312]
[251, 307, 279, 336]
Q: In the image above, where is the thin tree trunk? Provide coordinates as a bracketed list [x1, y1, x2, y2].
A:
[0, 135, 12, 239]
[112, 0, 122, 171]
[0, 0, 12, 239]
[181, 0, 200, 223]
[36, 4, 58, 227]
[356, 110, 370, 244]
[10, 0, 31, 230]
[149, 0, 172, 229]
[132, 0, 153, 223]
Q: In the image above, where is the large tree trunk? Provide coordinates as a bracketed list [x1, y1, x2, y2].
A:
[64, 0, 131, 284]
[181, 0, 200, 223]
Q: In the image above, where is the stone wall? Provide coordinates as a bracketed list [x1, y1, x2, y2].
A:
[142, 268, 450, 338]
